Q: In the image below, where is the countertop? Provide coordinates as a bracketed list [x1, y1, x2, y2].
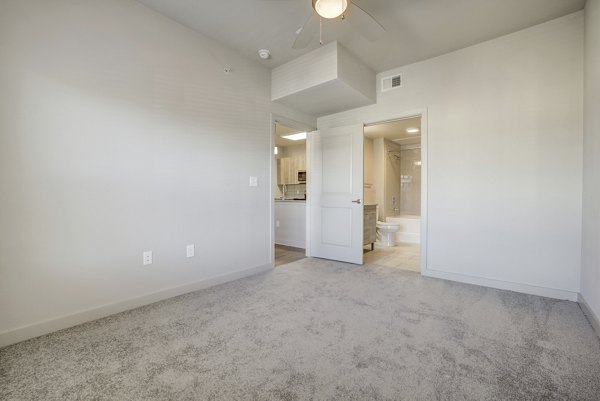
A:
[275, 199, 306, 203]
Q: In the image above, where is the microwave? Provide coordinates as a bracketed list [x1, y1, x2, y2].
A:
[297, 170, 307, 183]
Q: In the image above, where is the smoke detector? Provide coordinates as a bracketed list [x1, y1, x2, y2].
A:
[258, 49, 271, 60]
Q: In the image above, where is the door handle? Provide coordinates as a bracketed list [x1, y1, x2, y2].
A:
[352, 199, 362, 204]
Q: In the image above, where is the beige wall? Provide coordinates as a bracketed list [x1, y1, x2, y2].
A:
[363, 138, 376, 205]
[319, 12, 584, 299]
[373, 138, 385, 220]
[383, 140, 402, 220]
[581, 0, 600, 328]
[0, 0, 314, 345]
[399, 145, 422, 216]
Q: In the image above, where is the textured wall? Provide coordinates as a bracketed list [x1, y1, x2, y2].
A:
[0, 0, 314, 343]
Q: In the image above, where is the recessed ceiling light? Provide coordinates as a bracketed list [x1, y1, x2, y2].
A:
[281, 132, 307, 141]
[406, 128, 420, 134]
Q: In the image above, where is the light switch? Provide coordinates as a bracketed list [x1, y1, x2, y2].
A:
[186, 244, 195, 258]
[249, 176, 258, 187]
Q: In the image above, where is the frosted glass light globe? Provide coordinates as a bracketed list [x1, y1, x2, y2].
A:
[313, 0, 348, 19]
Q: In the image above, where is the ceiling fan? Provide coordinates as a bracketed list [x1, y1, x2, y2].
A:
[267, 0, 385, 49]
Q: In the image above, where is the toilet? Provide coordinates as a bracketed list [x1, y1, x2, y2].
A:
[376, 221, 401, 247]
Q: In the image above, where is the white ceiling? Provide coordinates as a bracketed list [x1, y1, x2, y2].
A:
[275, 122, 306, 146]
[364, 116, 421, 144]
[137, 0, 585, 73]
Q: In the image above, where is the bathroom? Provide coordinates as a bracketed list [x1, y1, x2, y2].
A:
[363, 116, 422, 272]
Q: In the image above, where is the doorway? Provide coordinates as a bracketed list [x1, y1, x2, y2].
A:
[363, 116, 423, 272]
[303, 110, 427, 272]
[271, 116, 314, 267]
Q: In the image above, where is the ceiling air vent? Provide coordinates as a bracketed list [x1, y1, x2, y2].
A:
[381, 74, 402, 92]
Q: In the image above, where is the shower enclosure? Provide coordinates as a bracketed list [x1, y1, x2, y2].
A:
[386, 145, 421, 243]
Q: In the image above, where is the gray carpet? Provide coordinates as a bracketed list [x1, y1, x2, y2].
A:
[1, 258, 600, 400]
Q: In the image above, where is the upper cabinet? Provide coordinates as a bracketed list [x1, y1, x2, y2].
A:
[278, 155, 306, 185]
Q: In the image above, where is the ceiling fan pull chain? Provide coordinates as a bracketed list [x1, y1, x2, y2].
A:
[320, 17, 323, 45]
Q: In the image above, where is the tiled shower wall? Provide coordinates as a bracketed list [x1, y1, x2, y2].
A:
[399, 146, 421, 216]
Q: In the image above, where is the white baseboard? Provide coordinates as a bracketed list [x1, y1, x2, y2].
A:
[578, 293, 600, 338]
[0, 263, 273, 348]
[422, 268, 579, 301]
[275, 240, 306, 249]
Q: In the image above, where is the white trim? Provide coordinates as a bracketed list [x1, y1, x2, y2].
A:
[419, 110, 429, 275]
[275, 241, 306, 249]
[270, 115, 276, 266]
[0, 263, 273, 348]
[422, 268, 578, 301]
[305, 130, 314, 258]
[578, 293, 600, 338]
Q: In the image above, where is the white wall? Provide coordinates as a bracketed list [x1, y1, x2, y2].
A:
[319, 12, 584, 300]
[581, 0, 600, 330]
[0, 0, 315, 346]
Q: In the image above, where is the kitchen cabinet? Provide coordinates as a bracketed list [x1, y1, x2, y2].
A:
[277, 156, 306, 185]
[277, 157, 293, 184]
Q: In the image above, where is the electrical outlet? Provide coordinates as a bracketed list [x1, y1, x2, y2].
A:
[186, 244, 195, 258]
[143, 251, 153, 266]
[276, 220, 280, 228]
[249, 176, 258, 187]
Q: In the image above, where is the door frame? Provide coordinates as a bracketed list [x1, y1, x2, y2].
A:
[270, 114, 315, 266]
[362, 109, 428, 274]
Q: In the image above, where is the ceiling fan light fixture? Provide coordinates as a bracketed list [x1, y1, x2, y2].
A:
[312, 0, 348, 19]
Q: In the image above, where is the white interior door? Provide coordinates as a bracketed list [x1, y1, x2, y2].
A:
[308, 124, 364, 264]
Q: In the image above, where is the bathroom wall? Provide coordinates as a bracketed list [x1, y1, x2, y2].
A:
[373, 138, 385, 220]
[363, 138, 376, 205]
[383, 140, 402, 220]
[367, 138, 421, 220]
[318, 12, 584, 300]
[399, 145, 422, 216]
[581, 0, 600, 332]
[0, 0, 315, 346]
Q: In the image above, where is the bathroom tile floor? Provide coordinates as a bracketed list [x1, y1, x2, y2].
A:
[274, 244, 306, 267]
[364, 242, 420, 272]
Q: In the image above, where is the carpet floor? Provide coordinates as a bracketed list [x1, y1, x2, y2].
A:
[1, 258, 600, 400]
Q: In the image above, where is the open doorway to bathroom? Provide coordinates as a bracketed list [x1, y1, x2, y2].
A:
[272, 119, 312, 267]
[363, 116, 422, 272]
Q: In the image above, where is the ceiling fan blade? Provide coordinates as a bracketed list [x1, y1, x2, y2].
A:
[346, 2, 385, 42]
[292, 13, 319, 49]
